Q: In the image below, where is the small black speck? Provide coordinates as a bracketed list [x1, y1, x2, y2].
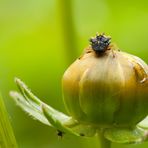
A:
[86, 50, 92, 54]
[79, 133, 85, 137]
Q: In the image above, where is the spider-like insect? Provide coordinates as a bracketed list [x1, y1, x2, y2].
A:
[90, 33, 111, 53]
[57, 130, 64, 138]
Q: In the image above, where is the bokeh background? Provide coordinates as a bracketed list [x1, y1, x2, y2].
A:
[0, 0, 148, 148]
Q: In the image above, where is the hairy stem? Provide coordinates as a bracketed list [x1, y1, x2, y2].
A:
[98, 130, 111, 148]
[0, 93, 18, 148]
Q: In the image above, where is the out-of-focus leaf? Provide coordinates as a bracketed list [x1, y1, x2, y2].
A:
[0, 94, 18, 148]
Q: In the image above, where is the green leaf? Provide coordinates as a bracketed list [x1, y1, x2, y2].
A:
[104, 126, 148, 144]
[138, 116, 148, 129]
[10, 91, 50, 126]
[42, 104, 96, 137]
[10, 78, 70, 127]
[41, 104, 79, 136]
[10, 78, 97, 137]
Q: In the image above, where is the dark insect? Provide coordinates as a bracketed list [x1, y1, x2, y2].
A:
[57, 130, 64, 138]
[90, 33, 111, 53]
[79, 133, 85, 137]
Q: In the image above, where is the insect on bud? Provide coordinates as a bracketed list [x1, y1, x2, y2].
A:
[89, 33, 111, 53]
[62, 33, 148, 128]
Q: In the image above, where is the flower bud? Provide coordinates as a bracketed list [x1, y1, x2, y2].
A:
[62, 34, 148, 128]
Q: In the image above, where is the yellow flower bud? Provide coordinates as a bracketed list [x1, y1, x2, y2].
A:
[62, 34, 148, 128]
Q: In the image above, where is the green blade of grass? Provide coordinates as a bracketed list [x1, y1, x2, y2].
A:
[0, 93, 18, 148]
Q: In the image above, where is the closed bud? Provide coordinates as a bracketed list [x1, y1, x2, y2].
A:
[62, 34, 148, 128]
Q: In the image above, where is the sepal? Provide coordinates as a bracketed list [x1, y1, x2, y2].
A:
[104, 125, 148, 144]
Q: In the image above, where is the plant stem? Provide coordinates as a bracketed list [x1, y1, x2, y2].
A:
[57, 0, 78, 63]
[0, 93, 18, 148]
[98, 130, 111, 148]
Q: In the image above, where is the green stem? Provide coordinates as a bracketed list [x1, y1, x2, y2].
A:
[98, 130, 111, 148]
[0, 93, 18, 148]
[57, 0, 78, 63]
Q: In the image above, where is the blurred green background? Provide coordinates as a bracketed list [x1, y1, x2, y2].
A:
[0, 0, 148, 148]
